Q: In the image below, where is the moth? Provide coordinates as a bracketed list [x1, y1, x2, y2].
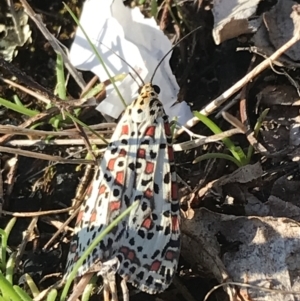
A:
[64, 83, 180, 301]
[64, 25, 200, 301]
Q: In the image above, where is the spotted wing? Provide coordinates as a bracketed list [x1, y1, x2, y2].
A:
[114, 85, 181, 294]
[64, 110, 140, 277]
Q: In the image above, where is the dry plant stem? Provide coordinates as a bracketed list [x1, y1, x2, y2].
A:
[20, 0, 86, 90]
[71, 164, 94, 210]
[174, 31, 300, 138]
[72, 120, 96, 161]
[15, 216, 39, 268]
[0, 107, 59, 144]
[1, 206, 74, 217]
[239, 54, 257, 126]
[34, 281, 63, 301]
[0, 124, 115, 137]
[43, 206, 81, 250]
[5, 155, 18, 198]
[67, 274, 94, 301]
[80, 75, 99, 98]
[0, 145, 94, 164]
[0, 77, 53, 105]
[173, 128, 243, 151]
[6, 139, 110, 147]
[41, 216, 73, 232]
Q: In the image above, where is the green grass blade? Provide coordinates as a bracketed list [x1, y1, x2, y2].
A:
[0, 273, 22, 301]
[81, 282, 94, 301]
[13, 286, 33, 301]
[5, 252, 17, 284]
[0, 218, 16, 271]
[0, 229, 7, 271]
[193, 111, 247, 165]
[55, 53, 67, 100]
[46, 289, 57, 301]
[24, 274, 40, 297]
[60, 200, 139, 301]
[0, 97, 39, 117]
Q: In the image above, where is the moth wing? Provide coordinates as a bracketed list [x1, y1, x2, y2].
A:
[64, 111, 137, 277]
[115, 113, 180, 294]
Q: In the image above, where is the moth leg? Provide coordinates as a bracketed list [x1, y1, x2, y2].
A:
[108, 275, 118, 301]
[120, 277, 129, 301]
[102, 277, 112, 301]
[99, 257, 120, 301]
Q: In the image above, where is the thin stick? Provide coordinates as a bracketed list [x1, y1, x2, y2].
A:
[5, 139, 109, 147]
[20, 0, 86, 90]
[43, 206, 81, 250]
[0, 146, 94, 165]
[2, 206, 74, 217]
[173, 128, 243, 151]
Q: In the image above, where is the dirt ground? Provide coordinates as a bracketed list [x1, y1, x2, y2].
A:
[1, 0, 300, 301]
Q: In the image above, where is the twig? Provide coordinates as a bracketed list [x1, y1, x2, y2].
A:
[0, 107, 59, 144]
[5, 155, 18, 199]
[2, 206, 74, 217]
[5, 139, 110, 147]
[20, 0, 86, 90]
[43, 206, 80, 250]
[0, 146, 94, 165]
[15, 216, 39, 268]
[173, 128, 243, 151]
[0, 124, 116, 136]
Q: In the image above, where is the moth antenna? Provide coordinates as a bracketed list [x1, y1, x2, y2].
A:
[99, 41, 145, 86]
[150, 25, 202, 84]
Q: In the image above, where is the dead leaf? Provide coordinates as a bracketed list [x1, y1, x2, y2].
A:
[212, 0, 262, 45]
[182, 208, 300, 301]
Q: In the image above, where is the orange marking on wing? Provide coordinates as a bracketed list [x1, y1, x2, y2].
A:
[120, 246, 129, 255]
[121, 124, 129, 135]
[145, 161, 154, 174]
[137, 148, 146, 159]
[172, 215, 180, 232]
[150, 260, 161, 272]
[144, 188, 153, 199]
[171, 181, 178, 200]
[110, 200, 121, 211]
[127, 250, 136, 261]
[119, 149, 127, 157]
[145, 126, 156, 138]
[141, 217, 153, 230]
[165, 250, 176, 261]
[90, 209, 97, 223]
[115, 171, 124, 185]
[120, 246, 136, 262]
[168, 146, 174, 162]
[164, 122, 171, 136]
[107, 158, 116, 171]
[99, 185, 106, 195]
[86, 184, 93, 196]
[76, 210, 84, 225]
